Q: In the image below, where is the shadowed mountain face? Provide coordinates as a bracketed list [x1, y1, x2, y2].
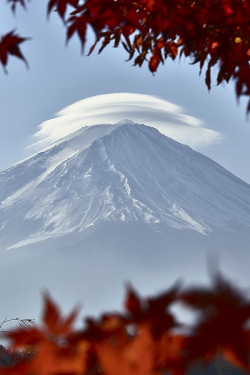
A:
[0, 121, 249, 321]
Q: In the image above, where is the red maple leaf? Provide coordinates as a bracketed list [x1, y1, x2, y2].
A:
[47, 0, 79, 19]
[180, 273, 250, 369]
[0, 31, 29, 72]
[42, 291, 80, 336]
[125, 282, 181, 338]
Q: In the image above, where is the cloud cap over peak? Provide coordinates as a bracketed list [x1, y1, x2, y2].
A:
[29, 93, 222, 151]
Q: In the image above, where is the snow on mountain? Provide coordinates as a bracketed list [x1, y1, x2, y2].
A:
[0, 121, 249, 251]
[0, 120, 249, 323]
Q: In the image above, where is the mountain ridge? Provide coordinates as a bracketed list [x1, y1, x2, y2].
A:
[0, 121, 249, 251]
[0, 120, 250, 323]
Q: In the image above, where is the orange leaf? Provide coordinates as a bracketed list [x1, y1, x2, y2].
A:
[95, 325, 154, 375]
[149, 54, 160, 72]
[42, 291, 79, 335]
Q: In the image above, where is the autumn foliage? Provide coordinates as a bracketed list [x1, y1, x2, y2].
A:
[1, 273, 250, 375]
[1, 0, 250, 111]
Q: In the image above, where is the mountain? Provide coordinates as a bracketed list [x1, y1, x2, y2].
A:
[0, 121, 249, 323]
[1, 121, 249, 249]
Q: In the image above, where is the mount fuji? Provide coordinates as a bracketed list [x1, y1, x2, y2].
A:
[0, 121, 249, 323]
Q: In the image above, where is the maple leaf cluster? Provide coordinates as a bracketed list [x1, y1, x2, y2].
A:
[48, 0, 250, 112]
[1, 273, 250, 375]
[1, 0, 249, 111]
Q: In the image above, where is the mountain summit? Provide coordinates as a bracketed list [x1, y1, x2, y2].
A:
[0, 120, 250, 321]
[0, 121, 250, 250]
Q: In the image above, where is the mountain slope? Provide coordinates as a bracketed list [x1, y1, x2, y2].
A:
[0, 121, 250, 250]
[0, 120, 250, 324]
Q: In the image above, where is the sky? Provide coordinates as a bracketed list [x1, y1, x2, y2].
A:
[0, 1, 250, 183]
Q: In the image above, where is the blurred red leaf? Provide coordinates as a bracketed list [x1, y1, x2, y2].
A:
[180, 274, 250, 369]
[156, 333, 188, 375]
[2, 276, 250, 375]
[0, 31, 29, 71]
[7, 0, 27, 13]
[125, 282, 181, 338]
[95, 325, 154, 375]
[47, 0, 79, 19]
[42, 291, 79, 336]
[67, 14, 87, 51]
[125, 285, 142, 315]
[6, 326, 44, 348]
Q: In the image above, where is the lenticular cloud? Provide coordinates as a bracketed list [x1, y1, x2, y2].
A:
[29, 93, 222, 151]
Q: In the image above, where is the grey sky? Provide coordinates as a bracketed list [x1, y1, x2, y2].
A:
[0, 1, 249, 183]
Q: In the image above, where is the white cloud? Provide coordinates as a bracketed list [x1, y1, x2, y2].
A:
[29, 93, 223, 151]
